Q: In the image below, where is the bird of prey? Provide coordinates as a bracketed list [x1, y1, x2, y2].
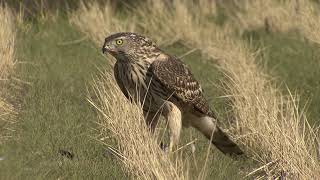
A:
[102, 32, 243, 156]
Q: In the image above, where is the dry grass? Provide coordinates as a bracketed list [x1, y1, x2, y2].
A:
[0, 5, 16, 144]
[71, 0, 217, 47]
[203, 38, 320, 179]
[136, 2, 320, 178]
[161, 2, 320, 178]
[88, 71, 188, 180]
[71, 0, 320, 179]
[177, 5, 320, 179]
[227, 0, 320, 45]
[226, 0, 300, 33]
[0, 5, 15, 78]
[298, 1, 320, 44]
[132, 0, 218, 47]
[71, 2, 193, 179]
[69, 1, 136, 47]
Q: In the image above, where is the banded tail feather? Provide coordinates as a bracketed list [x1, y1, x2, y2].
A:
[191, 116, 243, 156]
[211, 126, 243, 156]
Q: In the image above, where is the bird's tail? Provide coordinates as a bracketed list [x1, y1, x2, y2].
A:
[192, 116, 243, 156]
[211, 126, 243, 156]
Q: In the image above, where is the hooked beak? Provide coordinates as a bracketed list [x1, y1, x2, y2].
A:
[102, 46, 107, 54]
[102, 45, 117, 55]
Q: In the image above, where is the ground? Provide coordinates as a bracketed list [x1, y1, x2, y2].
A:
[0, 8, 319, 180]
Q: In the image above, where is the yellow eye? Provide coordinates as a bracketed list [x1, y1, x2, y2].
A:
[115, 39, 123, 45]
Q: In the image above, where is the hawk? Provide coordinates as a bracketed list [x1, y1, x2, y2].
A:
[102, 32, 243, 156]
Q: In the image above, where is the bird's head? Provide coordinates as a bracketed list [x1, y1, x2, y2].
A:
[102, 32, 160, 62]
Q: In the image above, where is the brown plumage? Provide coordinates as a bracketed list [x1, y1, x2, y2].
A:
[102, 32, 243, 156]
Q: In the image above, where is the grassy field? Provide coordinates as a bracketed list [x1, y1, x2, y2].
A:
[0, 17, 126, 179]
[0, 16, 247, 179]
[0, 1, 319, 179]
[242, 30, 320, 124]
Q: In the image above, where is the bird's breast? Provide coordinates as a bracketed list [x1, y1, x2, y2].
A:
[114, 61, 172, 113]
[115, 61, 150, 99]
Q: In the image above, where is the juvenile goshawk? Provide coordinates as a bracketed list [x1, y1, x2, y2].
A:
[102, 32, 243, 156]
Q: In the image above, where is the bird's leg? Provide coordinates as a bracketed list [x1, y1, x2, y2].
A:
[189, 130, 196, 154]
[164, 102, 182, 153]
[145, 111, 167, 151]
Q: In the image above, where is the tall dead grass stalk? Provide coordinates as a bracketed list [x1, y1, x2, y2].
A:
[0, 5, 16, 144]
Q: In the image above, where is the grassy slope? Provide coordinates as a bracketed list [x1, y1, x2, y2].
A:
[243, 30, 320, 125]
[1, 14, 319, 180]
[0, 17, 125, 179]
[0, 17, 247, 179]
